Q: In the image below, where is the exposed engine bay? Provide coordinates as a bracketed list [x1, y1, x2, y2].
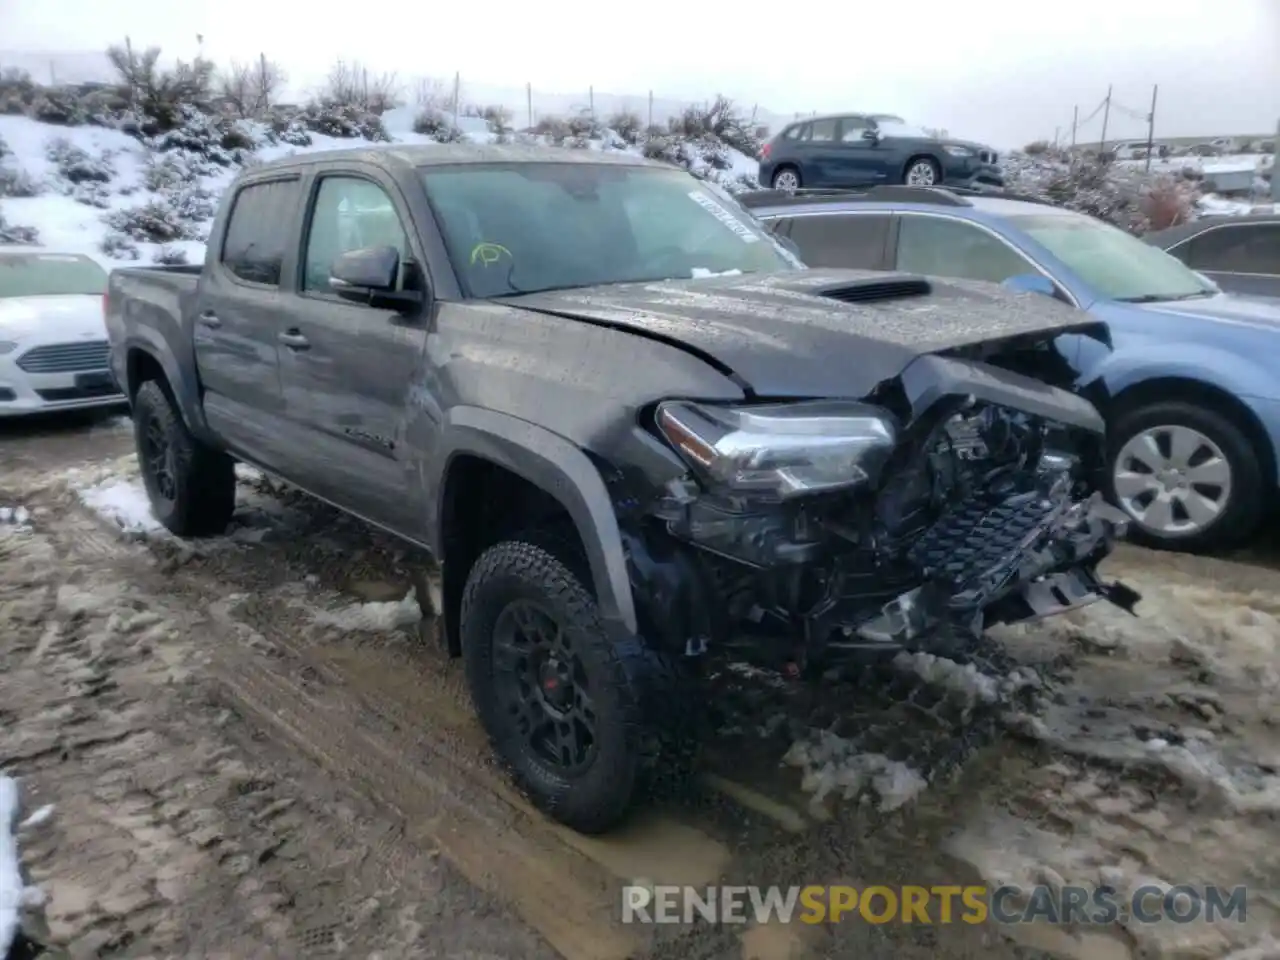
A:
[620, 354, 1141, 670]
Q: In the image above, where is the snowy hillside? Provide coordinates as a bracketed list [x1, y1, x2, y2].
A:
[0, 107, 762, 269]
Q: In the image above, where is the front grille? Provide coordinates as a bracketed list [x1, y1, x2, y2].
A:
[16, 340, 110, 374]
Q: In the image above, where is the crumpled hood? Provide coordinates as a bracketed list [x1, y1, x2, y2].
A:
[1135, 292, 1280, 331]
[505, 269, 1108, 398]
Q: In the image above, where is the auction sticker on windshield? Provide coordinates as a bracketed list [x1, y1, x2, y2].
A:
[688, 191, 760, 243]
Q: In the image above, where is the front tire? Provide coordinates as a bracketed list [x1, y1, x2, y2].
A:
[132, 379, 236, 537]
[1105, 400, 1263, 553]
[903, 156, 941, 186]
[461, 536, 691, 833]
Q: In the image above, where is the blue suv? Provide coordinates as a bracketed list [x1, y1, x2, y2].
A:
[758, 114, 1005, 192]
[741, 185, 1280, 554]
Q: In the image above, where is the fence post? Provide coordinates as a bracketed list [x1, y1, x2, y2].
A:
[1273, 117, 1280, 202]
[527, 82, 532, 129]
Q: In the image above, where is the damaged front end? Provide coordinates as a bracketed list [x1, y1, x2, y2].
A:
[622, 352, 1141, 671]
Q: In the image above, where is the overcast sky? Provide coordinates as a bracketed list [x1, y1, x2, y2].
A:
[2, 0, 1277, 147]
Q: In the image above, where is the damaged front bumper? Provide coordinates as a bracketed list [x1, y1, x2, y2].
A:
[852, 492, 1141, 649]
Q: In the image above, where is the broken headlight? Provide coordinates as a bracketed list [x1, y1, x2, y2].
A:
[655, 399, 898, 499]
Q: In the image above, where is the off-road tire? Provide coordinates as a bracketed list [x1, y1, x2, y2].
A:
[461, 534, 698, 833]
[1105, 399, 1263, 553]
[132, 379, 236, 537]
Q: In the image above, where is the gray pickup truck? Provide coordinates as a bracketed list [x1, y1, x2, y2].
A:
[105, 143, 1138, 833]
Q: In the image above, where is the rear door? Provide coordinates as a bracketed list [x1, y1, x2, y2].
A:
[275, 166, 431, 529]
[774, 213, 893, 269]
[193, 175, 301, 470]
[1171, 222, 1280, 299]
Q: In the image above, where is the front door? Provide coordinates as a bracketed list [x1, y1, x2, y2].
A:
[276, 171, 430, 529]
[827, 116, 892, 186]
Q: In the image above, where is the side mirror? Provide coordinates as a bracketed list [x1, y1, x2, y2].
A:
[330, 245, 399, 296]
[1002, 273, 1058, 299]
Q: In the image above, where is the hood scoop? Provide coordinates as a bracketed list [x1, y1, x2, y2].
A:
[811, 276, 932, 304]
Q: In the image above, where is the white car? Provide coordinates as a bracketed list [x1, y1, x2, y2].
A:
[0, 248, 124, 417]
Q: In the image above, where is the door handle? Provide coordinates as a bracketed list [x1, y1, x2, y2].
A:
[197, 311, 221, 329]
[278, 330, 310, 350]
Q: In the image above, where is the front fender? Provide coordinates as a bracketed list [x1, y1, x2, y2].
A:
[1079, 338, 1276, 404]
[428, 405, 638, 635]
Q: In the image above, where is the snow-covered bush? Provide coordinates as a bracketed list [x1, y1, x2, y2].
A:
[412, 107, 458, 140]
[0, 68, 36, 116]
[29, 86, 91, 126]
[1004, 153, 1200, 234]
[99, 232, 141, 259]
[608, 110, 644, 146]
[44, 137, 115, 185]
[531, 115, 572, 145]
[668, 95, 763, 160]
[104, 198, 194, 244]
[261, 107, 313, 148]
[107, 39, 216, 134]
[482, 104, 513, 137]
[300, 100, 389, 142]
[0, 165, 41, 198]
[0, 210, 40, 245]
[139, 103, 254, 166]
[152, 245, 189, 265]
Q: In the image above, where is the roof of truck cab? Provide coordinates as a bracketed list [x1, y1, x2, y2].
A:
[247, 142, 665, 175]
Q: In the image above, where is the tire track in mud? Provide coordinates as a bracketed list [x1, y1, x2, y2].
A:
[193, 584, 751, 960]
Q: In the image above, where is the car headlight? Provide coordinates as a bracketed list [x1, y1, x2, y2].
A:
[943, 145, 975, 158]
[655, 400, 898, 499]
[0, 341, 17, 356]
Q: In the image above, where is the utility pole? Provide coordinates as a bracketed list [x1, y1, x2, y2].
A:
[451, 71, 460, 125]
[589, 85, 595, 118]
[1144, 84, 1158, 172]
[1070, 104, 1078, 150]
[526, 82, 533, 129]
[647, 90, 653, 130]
[1054, 125, 1060, 147]
[1099, 84, 1112, 153]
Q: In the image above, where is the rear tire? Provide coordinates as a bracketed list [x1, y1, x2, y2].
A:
[461, 534, 697, 834]
[1105, 399, 1263, 553]
[132, 379, 236, 537]
[771, 166, 802, 191]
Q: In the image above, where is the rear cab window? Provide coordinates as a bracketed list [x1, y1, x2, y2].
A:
[221, 177, 302, 286]
[0, 253, 107, 297]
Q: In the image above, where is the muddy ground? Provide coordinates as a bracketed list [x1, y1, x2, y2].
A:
[2, 410, 1279, 960]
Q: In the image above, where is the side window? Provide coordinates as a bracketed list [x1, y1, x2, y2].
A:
[786, 215, 890, 269]
[1186, 225, 1280, 276]
[895, 216, 1037, 284]
[836, 117, 870, 142]
[302, 176, 411, 295]
[781, 124, 802, 141]
[808, 119, 837, 142]
[221, 178, 301, 286]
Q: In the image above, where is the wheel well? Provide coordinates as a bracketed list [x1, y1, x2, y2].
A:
[125, 348, 167, 401]
[438, 455, 586, 656]
[1107, 377, 1277, 484]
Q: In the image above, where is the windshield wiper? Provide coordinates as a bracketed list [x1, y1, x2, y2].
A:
[1117, 291, 1214, 303]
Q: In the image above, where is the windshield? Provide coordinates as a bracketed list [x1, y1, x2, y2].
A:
[1010, 211, 1216, 302]
[419, 162, 802, 297]
[0, 252, 107, 298]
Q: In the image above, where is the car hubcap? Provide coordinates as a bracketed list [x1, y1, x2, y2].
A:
[143, 414, 177, 502]
[774, 170, 798, 191]
[492, 598, 597, 774]
[1113, 425, 1232, 537]
[906, 162, 936, 185]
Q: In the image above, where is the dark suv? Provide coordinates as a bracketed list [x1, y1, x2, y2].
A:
[758, 114, 1004, 192]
